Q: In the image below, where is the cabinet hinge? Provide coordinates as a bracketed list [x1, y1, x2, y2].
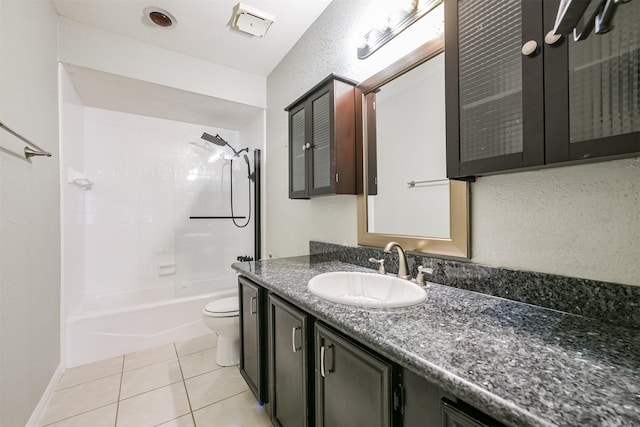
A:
[335, 173, 339, 183]
[393, 384, 404, 415]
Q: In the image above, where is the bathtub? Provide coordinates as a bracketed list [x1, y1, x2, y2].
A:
[65, 279, 237, 368]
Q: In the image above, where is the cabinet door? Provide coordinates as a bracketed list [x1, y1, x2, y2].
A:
[442, 399, 503, 427]
[269, 295, 309, 427]
[446, 0, 544, 178]
[544, 0, 640, 163]
[289, 102, 308, 199]
[315, 323, 392, 427]
[239, 277, 267, 403]
[402, 369, 443, 426]
[309, 87, 334, 196]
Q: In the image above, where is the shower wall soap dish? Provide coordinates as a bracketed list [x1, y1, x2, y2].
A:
[68, 168, 95, 189]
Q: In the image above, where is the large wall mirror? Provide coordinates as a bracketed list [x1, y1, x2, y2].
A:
[357, 35, 470, 258]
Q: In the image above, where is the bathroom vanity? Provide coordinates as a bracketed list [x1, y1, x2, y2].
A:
[234, 256, 640, 427]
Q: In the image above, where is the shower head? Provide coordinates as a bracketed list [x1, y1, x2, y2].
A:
[201, 132, 228, 147]
[243, 153, 256, 182]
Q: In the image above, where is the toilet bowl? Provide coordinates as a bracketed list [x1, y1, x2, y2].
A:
[202, 296, 240, 366]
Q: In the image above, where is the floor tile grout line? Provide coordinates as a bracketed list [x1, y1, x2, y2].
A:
[173, 342, 198, 427]
[39, 402, 118, 427]
[177, 342, 218, 358]
[119, 378, 186, 402]
[53, 370, 123, 392]
[123, 354, 179, 373]
[124, 354, 177, 369]
[114, 355, 125, 427]
[190, 389, 252, 413]
[179, 362, 228, 382]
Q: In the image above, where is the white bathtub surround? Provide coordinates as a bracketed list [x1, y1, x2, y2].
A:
[59, 84, 261, 366]
[78, 108, 253, 298]
[40, 334, 271, 427]
[66, 287, 236, 367]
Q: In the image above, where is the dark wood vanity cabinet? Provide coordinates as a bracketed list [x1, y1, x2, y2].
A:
[445, 0, 640, 179]
[239, 276, 267, 404]
[285, 74, 358, 199]
[314, 322, 394, 427]
[238, 275, 504, 427]
[268, 295, 311, 427]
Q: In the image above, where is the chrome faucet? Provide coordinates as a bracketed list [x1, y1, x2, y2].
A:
[383, 241, 411, 280]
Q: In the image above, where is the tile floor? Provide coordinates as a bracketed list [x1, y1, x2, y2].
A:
[41, 334, 272, 427]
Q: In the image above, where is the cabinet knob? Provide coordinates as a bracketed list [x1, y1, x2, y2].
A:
[544, 31, 562, 46]
[305, 143, 311, 150]
[521, 40, 539, 57]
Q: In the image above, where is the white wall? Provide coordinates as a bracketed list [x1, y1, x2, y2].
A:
[266, 0, 640, 286]
[472, 158, 639, 285]
[266, 1, 444, 258]
[58, 17, 266, 109]
[0, 0, 61, 425]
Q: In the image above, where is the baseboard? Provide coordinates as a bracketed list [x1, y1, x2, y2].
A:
[25, 363, 64, 427]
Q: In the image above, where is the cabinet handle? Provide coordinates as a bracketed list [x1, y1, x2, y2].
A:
[521, 40, 539, 57]
[250, 296, 257, 314]
[292, 326, 300, 353]
[320, 344, 334, 377]
[544, 30, 562, 46]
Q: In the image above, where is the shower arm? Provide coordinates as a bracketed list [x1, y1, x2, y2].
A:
[201, 132, 248, 158]
[233, 147, 249, 157]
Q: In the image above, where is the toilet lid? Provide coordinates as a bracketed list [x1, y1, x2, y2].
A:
[204, 297, 239, 317]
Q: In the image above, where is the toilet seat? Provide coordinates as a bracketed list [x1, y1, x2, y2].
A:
[203, 297, 239, 318]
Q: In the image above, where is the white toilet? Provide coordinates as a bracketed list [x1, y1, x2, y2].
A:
[202, 296, 240, 367]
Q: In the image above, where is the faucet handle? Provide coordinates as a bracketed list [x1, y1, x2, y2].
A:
[368, 258, 386, 275]
[415, 266, 433, 285]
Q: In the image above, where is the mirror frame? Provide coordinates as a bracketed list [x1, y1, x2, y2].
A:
[356, 35, 470, 258]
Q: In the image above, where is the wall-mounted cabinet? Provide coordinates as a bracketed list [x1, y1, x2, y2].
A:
[445, 0, 640, 178]
[285, 75, 358, 199]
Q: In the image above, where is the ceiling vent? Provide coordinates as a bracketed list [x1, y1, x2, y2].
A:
[233, 3, 275, 37]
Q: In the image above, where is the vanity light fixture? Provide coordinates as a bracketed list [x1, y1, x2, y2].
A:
[357, 0, 442, 59]
[232, 3, 275, 37]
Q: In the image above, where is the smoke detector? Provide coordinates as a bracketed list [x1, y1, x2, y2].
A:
[233, 3, 275, 37]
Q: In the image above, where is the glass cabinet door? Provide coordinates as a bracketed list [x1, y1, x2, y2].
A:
[546, 0, 640, 162]
[446, 0, 545, 177]
[310, 91, 332, 195]
[458, 0, 523, 162]
[289, 106, 307, 198]
[569, 1, 640, 143]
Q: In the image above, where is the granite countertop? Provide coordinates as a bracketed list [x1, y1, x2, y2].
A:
[232, 256, 640, 427]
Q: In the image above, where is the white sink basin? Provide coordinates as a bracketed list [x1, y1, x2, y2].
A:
[308, 272, 426, 308]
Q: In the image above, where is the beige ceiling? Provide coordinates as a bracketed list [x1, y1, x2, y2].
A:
[53, 0, 332, 77]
